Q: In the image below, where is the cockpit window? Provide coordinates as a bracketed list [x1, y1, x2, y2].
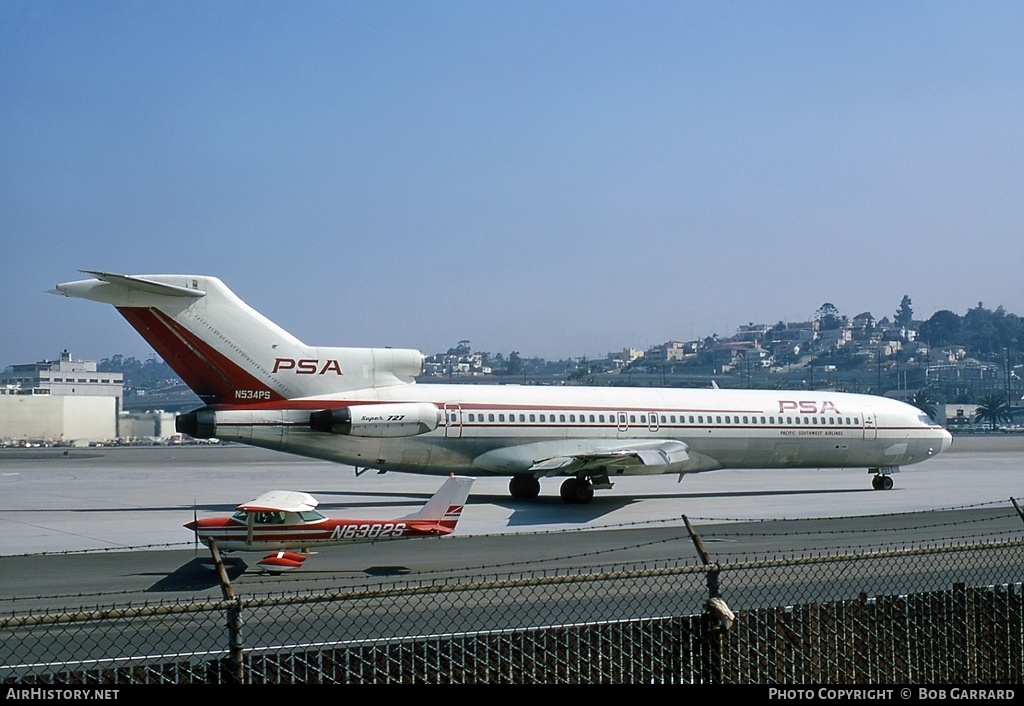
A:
[299, 510, 326, 522]
[232, 510, 286, 524]
[918, 413, 934, 425]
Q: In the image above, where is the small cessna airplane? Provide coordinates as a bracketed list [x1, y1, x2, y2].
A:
[53, 271, 953, 503]
[184, 474, 473, 573]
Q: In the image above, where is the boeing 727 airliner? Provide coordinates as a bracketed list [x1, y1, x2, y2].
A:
[53, 271, 952, 503]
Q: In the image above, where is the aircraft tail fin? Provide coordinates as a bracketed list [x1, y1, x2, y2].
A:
[52, 271, 425, 406]
[402, 475, 474, 529]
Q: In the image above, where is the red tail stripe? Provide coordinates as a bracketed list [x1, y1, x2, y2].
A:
[117, 307, 284, 405]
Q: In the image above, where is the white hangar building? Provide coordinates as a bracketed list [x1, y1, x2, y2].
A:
[0, 350, 123, 446]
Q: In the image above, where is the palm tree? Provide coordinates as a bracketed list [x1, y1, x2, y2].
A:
[974, 393, 1013, 431]
[910, 389, 938, 423]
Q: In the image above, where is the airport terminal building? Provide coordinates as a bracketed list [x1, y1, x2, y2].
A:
[0, 350, 170, 446]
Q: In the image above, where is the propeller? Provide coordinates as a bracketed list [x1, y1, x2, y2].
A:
[192, 500, 199, 556]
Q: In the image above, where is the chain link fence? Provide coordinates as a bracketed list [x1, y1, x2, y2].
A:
[3, 537, 1023, 684]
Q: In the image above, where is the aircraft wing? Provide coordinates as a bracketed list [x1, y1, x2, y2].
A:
[527, 440, 691, 476]
[238, 490, 319, 513]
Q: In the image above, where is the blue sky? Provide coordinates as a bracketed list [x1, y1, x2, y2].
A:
[3, 1, 1022, 369]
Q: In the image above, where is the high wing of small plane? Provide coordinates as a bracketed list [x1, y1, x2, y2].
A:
[184, 474, 474, 573]
[53, 271, 953, 504]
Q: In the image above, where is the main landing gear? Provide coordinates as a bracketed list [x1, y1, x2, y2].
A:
[507, 474, 596, 504]
[559, 477, 594, 504]
[509, 474, 540, 500]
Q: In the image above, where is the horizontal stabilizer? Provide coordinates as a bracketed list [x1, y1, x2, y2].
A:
[257, 551, 308, 573]
[83, 271, 206, 297]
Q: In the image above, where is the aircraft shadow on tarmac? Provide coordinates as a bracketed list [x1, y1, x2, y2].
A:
[213, 485, 872, 529]
[146, 557, 249, 593]
[143, 556, 418, 593]
[490, 486, 873, 527]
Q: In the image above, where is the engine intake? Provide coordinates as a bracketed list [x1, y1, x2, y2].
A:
[310, 402, 441, 437]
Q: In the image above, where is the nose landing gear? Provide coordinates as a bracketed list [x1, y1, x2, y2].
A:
[870, 468, 895, 490]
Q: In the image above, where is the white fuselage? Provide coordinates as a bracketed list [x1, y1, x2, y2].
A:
[211, 383, 951, 478]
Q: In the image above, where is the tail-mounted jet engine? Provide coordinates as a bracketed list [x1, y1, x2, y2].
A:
[310, 402, 441, 437]
[176, 408, 217, 439]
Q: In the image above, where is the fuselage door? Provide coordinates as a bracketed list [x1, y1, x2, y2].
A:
[616, 411, 628, 438]
[648, 411, 660, 433]
[862, 412, 877, 440]
[444, 403, 463, 439]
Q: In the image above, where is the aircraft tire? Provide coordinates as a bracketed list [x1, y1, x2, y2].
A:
[509, 475, 541, 500]
[872, 475, 894, 491]
[560, 478, 595, 504]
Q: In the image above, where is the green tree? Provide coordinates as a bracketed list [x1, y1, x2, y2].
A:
[974, 393, 1012, 430]
[910, 389, 939, 422]
[504, 351, 523, 376]
[815, 302, 843, 330]
[895, 295, 914, 327]
[919, 310, 962, 347]
[447, 340, 471, 355]
[567, 356, 590, 383]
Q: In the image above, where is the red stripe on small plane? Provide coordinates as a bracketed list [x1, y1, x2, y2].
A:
[117, 307, 285, 405]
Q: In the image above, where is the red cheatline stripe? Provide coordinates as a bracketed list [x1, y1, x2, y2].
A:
[117, 307, 285, 405]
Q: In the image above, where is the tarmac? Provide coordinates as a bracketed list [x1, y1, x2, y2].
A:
[0, 433, 1022, 556]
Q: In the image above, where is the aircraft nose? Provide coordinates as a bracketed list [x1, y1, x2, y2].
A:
[940, 428, 953, 454]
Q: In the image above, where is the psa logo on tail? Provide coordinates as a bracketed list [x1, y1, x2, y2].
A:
[272, 358, 344, 375]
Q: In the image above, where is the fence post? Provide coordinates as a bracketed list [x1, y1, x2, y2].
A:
[226, 599, 244, 685]
[1010, 497, 1024, 526]
[207, 539, 245, 684]
[683, 515, 734, 684]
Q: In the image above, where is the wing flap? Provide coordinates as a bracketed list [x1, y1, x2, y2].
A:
[528, 440, 691, 476]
